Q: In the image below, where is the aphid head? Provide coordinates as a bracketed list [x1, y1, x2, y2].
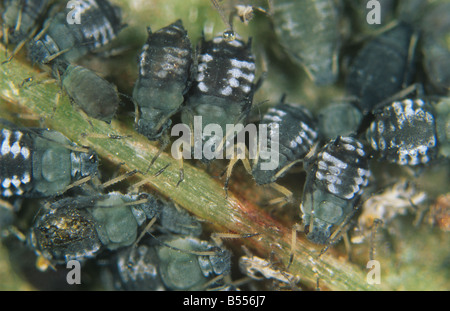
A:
[304, 218, 332, 245]
[136, 118, 171, 141]
[198, 245, 231, 277]
[79, 151, 99, 177]
[27, 40, 51, 65]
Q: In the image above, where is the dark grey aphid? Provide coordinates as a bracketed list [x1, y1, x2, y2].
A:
[133, 20, 193, 140]
[27, 0, 123, 65]
[420, 2, 450, 94]
[2, 0, 51, 44]
[29, 202, 102, 265]
[29, 192, 202, 265]
[107, 235, 231, 291]
[55, 61, 120, 123]
[271, 0, 342, 85]
[0, 126, 98, 198]
[182, 34, 257, 162]
[251, 101, 319, 185]
[301, 136, 371, 244]
[366, 98, 439, 166]
[346, 22, 417, 115]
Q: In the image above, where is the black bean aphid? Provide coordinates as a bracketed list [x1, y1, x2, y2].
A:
[107, 234, 232, 290]
[346, 22, 417, 114]
[133, 19, 193, 140]
[27, 0, 123, 65]
[54, 60, 120, 123]
[29, 192, 202, 266]
[301, 136, 371, 244]
[366, 98, 439, 166]
[271, 0, 341, 85]
[2, 0, 51, 44]
[0, 126, 98, 198]
[182, 33, 257, 162]
[251, 101, 319, 185]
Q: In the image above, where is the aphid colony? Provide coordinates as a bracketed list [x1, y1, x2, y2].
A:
[0, 0, 449, 290]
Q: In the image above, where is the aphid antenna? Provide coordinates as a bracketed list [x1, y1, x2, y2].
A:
[371, 83, 424, 112]
[63, 175, 93, 192]
[210, 0, 234, 37]
[100, 169, 138, 189]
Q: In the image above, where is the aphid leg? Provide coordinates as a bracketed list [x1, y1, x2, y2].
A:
[288, 223, 304, 270]
[266, 159, 303, 205]
[369, 219, 382, 261]
[342, 231, 353, 261]
[36, 253, 56, 272]
[266, 183, 293, 207]
[318, 210, 358, 258]
[1, 36, 26, 64]
[210, 232, 259, 250]
[133, 216, 157, 247]
[146, 131, 170, 172]
[223, 143, 252, 198]
[403, 31, 419, 89]
[2, 23, 39, 65]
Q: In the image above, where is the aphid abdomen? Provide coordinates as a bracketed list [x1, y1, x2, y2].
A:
[0, 129, 34, 197]
[367, 99, 439, 165]
[31, 206, 102, 263]
[133, 20, 193, 140]
[252, 103, 319, 185]
[272, 0, 341, 85]
[1, 127, 98, 198]
[28, 0, 123, 64]
[61, 64, 120, 123]
[182, 35, 256, 160]
[301, 136, 371, 244]
[346, 22, 416, 114]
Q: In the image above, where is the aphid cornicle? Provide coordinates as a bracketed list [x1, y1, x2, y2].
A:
[133, 19, 193, 140]
[27, 0, 123, 65]
[366, 98, 440, 166]
[271, 0, 342, 85]
[2, 0, 52, 44]
[181, 33, 257, 162]
[345, 22, 417, 115]
[29, 192, 202, 265]
[54, 60, 120, 123]
[251, 101, 319, 185]
[0, 126, 98, 198]
[301, 136, 371, 244]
